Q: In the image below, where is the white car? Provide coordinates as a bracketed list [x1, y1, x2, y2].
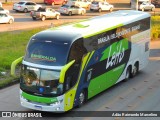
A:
[139, 0, 149, 3]
[90, 1, 114, 12]
[0, 7, 9, 14]
[67, 0, 91, 8]
[59, 4, 86, 16]
[13, 1, 42, 13]
[0, 13, 14, 24]
[139, 2, 155, 11]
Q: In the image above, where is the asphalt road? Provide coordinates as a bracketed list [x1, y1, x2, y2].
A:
[0, 41, 160, 120]
[0, 0, 160, 32]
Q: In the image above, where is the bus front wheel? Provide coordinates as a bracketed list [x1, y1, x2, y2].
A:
[78, 90, 87, 107]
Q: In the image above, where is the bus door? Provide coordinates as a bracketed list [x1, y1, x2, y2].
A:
[59, 39, 87, 111]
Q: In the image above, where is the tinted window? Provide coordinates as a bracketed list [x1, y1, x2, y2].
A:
[25, 2, 30, 5]
[68, 39, 87, 63]
[18, 2, 25, 5]
[30, 2, 36, 5]
[92, 1, 99, 4]
[61, 5, 69, 8]
[24, 39, 70, 66]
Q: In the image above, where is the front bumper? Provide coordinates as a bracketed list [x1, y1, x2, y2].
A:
[20, 92, 65, 112]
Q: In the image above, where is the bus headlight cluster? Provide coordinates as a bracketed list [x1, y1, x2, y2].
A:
[50, 99, 63, 106]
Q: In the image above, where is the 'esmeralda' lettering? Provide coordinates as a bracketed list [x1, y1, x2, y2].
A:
[31, 54, 56, 62]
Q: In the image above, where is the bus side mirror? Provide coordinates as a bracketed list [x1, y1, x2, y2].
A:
[59, 60, 75, 84]
[11, 56, 23, 76]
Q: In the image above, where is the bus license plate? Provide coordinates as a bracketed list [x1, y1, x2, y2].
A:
[34, 105, 42, 110]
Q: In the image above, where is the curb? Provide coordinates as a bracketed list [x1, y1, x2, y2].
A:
[0, 78, 19, 90]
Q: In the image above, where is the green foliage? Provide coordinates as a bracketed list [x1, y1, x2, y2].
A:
[151, 16, 160, 40]
[0, 76, 19, 89]
[0, 28, 46, 71]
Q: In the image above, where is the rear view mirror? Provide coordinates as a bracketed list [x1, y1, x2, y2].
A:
[11, 56, 23, 76]
[59, 60, 75, 84]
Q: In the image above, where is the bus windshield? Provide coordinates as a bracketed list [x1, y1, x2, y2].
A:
[20, 65, 63, 97]
[24, 39, 70, 66]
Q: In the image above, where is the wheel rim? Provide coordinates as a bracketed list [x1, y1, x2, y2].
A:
[132, 65, 137, 76]
[69, 12, 72, 16]
[110, 8, 113, 12]
[56, 15, 59, 19]
[79, 92, 85, 105]
[9, 19, 13, 24]
[24, 9, 27, 13]
[42, 16, 45, 21]
[126, 69, 130, 80]
[81, 11, 84, 15]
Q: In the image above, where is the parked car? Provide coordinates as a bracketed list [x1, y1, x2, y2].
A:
[59, 4, 86, 16]
[0, 13, 14, 24]
[0, 2, 2, 7]
[44, 0, 68, 6]
[139, 0, 149, 3]
[0, 7, 9, 14]
[67, 0, 91, 8]
[151, 0, 160, 7]
[90, 1, 114, 12]
[13, 1, 42, 13]
[139, 2, 155, 11]
[30, 8, 60, 21]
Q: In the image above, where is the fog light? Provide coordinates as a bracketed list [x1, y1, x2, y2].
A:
[56, 107, 60, 111]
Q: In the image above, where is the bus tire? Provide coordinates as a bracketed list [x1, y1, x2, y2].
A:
[78, 90, 87, 107]
[124, 66, 131, 82]
[131, 63, 139, 78]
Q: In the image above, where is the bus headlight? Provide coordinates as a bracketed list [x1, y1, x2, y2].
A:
[50, 99, 63, 106]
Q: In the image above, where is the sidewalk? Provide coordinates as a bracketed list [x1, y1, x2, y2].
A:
[150, 40, 160, 49]
[149, 40, 160, 60]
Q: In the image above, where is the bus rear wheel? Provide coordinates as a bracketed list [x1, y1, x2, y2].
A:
[131, 63, 139, 77]
[124, 67, 131, 81]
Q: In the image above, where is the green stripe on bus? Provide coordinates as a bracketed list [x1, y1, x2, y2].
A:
[83, 24, 123, 38]
[88, 64, 125, 99]
[100, 38, 129, 61]
[22, 92, 58, 104]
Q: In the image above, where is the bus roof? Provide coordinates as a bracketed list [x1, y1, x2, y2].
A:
[35, 10, 150, 42]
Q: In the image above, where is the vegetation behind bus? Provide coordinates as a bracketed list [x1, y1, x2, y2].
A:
[0, 16, 159, 88]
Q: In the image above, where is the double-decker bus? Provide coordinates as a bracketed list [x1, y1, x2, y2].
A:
[11, 10, 150, 112]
